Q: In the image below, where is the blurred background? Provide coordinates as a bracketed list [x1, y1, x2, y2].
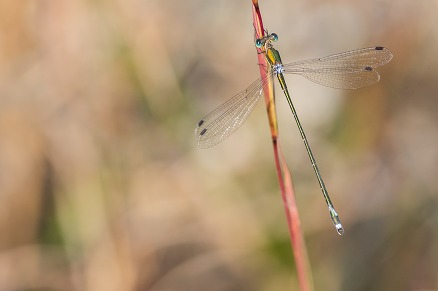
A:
[0, 0, 437, 290]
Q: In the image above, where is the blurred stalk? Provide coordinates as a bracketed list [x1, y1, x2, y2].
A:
[251, 1, 313, 290]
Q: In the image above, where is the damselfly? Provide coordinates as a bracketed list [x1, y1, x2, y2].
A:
[195, 32, 393, 235]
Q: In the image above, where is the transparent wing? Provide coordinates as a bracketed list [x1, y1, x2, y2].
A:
[282, 47, 393, 89]
[195, 73, 273, 149]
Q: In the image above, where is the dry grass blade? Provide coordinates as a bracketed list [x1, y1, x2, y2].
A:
[251, 1, 314, 290]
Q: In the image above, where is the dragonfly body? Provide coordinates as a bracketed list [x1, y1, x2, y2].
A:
[260, 35, 344, 233]
[195, 32, 392, 234]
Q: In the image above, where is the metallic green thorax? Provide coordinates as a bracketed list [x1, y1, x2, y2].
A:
[266, 47, 289, 100]
[266, 47, 283, 66]
[265, 47, 289, 96]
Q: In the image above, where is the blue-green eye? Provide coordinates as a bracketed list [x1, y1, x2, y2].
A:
[271, 33, 278, 42]
[255, 39, 263, 48]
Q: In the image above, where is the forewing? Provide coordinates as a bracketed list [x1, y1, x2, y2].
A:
[282, 47, 393, 89]
[195, 73, 272, 149]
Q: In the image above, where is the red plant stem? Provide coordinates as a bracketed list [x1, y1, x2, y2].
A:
[251, 1, 313, 290]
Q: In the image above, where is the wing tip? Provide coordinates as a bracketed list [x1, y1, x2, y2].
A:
[374, 46, 393, 64]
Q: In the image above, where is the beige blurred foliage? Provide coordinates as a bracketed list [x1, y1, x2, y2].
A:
[0, 0, 437, 290]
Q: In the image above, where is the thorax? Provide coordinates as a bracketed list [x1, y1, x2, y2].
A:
[265, 47, 284, 75]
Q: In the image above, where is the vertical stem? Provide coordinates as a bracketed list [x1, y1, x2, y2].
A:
[251, 2, 314, 291]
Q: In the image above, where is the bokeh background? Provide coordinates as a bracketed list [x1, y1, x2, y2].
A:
[0, 0, 437, 290]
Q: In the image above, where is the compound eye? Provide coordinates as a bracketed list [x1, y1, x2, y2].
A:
[255, 39, 263, 48]
[271, 33, 278, 42]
